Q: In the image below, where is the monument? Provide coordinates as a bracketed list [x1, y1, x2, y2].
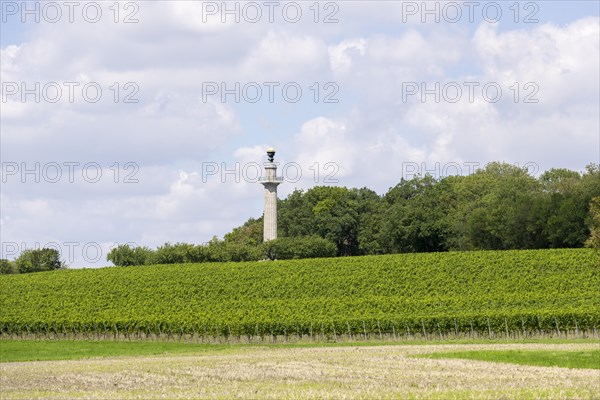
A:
[259, 148, 283, 241]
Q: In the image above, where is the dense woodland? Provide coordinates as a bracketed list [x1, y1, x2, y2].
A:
[225, 162, 600, 254]
[2, 162, 599, 271]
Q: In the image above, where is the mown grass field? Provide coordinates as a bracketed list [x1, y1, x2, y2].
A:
[1, 341, 598, 399]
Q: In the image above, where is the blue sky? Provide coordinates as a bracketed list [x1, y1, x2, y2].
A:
[2, 1, 598, 46]
[1, 1, 599, 267]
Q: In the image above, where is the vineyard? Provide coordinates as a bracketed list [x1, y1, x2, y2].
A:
[1, 249, 598, 341]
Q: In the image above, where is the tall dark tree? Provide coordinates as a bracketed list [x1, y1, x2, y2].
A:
[278, 186, 364, 256]
[541, 164, 600, 247]
[445, 162, 542, 250]
[381, 175, 451, 253]
[585, 196, 600, 249]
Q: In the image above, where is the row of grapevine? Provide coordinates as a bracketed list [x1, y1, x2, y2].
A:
[1, 313, 597, 338]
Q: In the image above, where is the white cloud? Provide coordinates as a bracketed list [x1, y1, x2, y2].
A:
[473, 18, 600, 108]
[292, 117, 356, 179]
[239, 30, 330, 82]
[328, 38, 367, 72]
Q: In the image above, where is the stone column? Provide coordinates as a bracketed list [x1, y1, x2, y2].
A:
[260, 149, 282, 242]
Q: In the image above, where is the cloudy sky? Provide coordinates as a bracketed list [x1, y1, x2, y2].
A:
[1, 1, 598, 267]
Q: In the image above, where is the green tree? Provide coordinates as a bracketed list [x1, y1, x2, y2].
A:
[261, 237, 293, 260]
[278, 189, 314, 238]
[357, 188, 386, 255]
[221, 242, 262, 262]
[585, 197, 600, 249]
[291, 186, 367, 255]
[224, 217, 263, 246]
[0, 259, 18, 274]
[106, 244, 153, 266]
[194, 237, 261, 263]
[261, 236, 337, 260]
[201, 237, 230, 262]
[541, 165, 600, 247]
[292, 235, 338, 259]
[446, 162, 542, 250]
[152, 242, 197, 265]
[382, 175, 452, 253]
[15, 248, 63, 273]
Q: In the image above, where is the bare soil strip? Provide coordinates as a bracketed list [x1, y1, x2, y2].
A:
[1, 343, 598, 399]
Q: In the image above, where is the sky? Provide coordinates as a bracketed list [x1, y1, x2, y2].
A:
[1, 1, 599, 267]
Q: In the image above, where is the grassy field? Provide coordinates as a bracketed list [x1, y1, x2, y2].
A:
[1, 341, 598, 399]
[0, 340, 234, 363]
[2, 338, 599, 363]
[415, 348, 600, 369]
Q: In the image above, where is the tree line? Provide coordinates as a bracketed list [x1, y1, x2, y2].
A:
[0, 248, 65, 274]
[2, 162, 598, 272]
[228, 162, 600, 255]
[104, 235, 337, 267]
